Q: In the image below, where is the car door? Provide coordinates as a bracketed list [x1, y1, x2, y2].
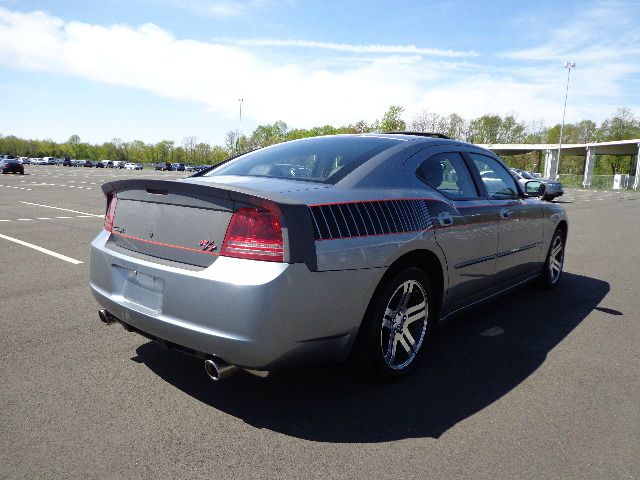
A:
[408, 150, 501, 313]
[467, 152, 545, 284]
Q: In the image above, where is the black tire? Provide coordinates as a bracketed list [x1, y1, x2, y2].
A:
[351, 267, 434, 380]
[539, 228, 565, 289]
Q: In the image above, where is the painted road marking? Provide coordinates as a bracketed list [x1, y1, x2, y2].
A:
[0, 215, 100, 223]
[0, 233, 83, 264]
[480, 326, 504, 337]
[0, 184, 32, 190]
[20, 201, 103, 217]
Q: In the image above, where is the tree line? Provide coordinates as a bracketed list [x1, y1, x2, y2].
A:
[1, 107, 638, 175]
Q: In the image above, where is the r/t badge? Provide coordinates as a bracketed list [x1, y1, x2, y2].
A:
[199, 240, 217, 252]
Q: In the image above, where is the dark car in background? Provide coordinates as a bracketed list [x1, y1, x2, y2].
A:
[511, 168, 564, 201]
[1, 157, 24, 174]
[84, 160, 94, 167]
[62, 158, 73, 167]
[170, 163, 185, 171]
[154, 162, 171, 171]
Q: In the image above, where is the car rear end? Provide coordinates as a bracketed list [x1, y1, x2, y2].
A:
[544, 179, 564, 199]
[90, 179, 376, 370]
[1, 158, 24, 174]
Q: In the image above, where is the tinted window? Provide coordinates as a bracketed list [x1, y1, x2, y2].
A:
[417, 152, 478, 198]
[205, 136, 402, 184]
[469, 153, 519, 198]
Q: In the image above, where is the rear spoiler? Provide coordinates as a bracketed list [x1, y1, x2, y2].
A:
[102, 179, 318, 271]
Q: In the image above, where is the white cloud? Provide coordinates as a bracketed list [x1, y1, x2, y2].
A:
[0, 3, 638, 142]
[229, 38, 478, 57]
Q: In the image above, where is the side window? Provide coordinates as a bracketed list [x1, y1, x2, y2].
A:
[468, 153, 519, 199]
[417, 152, 478, 198]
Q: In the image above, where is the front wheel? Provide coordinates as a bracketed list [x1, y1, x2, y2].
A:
[352, 267, 434, 380]
[540, 229, 565, 289]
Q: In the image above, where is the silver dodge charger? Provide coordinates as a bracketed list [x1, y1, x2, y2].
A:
[90, 133, 568, 381]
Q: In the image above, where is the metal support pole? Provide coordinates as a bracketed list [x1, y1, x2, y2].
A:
[583, 146, 595, 189]
[558, 61, 576, 181]
[633, 143, 640, 190]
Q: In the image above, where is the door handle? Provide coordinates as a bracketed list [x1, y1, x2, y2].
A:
[500, 208, 513, 219]
[437, 212, 454, 227]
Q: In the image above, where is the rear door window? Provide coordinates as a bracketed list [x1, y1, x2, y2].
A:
[417, 152, 478, 198]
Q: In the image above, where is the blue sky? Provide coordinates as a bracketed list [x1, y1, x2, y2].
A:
[1, 0, 639, 146]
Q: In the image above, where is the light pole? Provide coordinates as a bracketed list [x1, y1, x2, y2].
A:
[557, 61, 576, 179]
[238, 98, 244, 123]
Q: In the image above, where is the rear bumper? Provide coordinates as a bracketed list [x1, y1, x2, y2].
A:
[90, 230, 382, 369]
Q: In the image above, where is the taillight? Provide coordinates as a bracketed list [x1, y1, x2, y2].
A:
[221, 207, 284, 262]
[104, 194, 118, 232]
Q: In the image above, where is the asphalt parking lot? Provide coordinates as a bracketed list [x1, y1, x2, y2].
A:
[1, 166, 639, 479]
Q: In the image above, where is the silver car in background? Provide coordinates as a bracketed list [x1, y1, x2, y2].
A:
[511, 168, 564, 201]
[90, 133, 568, 381]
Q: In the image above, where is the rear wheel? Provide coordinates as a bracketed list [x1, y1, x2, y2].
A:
[352, 267, 434, 380]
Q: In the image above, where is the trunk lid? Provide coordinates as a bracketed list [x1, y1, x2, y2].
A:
[102, 179, 317, 269]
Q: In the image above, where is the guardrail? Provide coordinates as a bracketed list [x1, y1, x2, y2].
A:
[557, 174, 639, 190]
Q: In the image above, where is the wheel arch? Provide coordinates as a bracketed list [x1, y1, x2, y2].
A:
[556, 219, 568, 240]
[364, 249, 446, 325]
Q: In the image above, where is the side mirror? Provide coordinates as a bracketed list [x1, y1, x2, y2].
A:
[524, 180, 546, 198]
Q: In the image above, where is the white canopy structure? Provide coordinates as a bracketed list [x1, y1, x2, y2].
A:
[479, 139, 640, 190]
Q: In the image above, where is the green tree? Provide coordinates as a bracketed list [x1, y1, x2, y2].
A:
[378, 105, 406, 132]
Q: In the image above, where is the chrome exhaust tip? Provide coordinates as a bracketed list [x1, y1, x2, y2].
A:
[204, 357, 238, 382]
[99, 309, 117, 325]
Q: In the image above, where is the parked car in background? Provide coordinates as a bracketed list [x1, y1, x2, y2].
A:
[134, 163, 143, 170]
[74, 160, 86, 167]
[124, 162, 137, 170]
[510, 168, 564, 201]
[91, 133, 568, 382]
[95, 161, 105, 168]
[62, 158, 73, 167]
[170, 162, 185, 171]
[0, 157, 24, 174]
[84, 160, 94, 167]
[41, 156, 56, 165]
[154, 162, 171, 171]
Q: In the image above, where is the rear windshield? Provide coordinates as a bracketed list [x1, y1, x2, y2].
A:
[204, 136, 402, 184]
[518, 170, 536, 179]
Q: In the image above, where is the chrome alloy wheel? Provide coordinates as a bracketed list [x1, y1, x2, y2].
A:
[380, 280, 429, 370]
[548, 234, 564, 284]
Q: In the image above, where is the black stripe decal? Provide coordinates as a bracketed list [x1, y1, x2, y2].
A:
[309, 199, 432, 240]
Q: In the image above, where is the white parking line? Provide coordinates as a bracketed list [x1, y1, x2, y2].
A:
[0, 215, 99, 223]
[0, 184, 32, 190]
[20, 201, 103, 217]
[0, 233, 83, 264]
